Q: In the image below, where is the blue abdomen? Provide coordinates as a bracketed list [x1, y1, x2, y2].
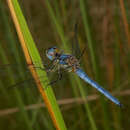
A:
[75, 68, 122, 107]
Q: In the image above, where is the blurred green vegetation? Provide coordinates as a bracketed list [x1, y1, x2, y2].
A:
[0, 0, 130, 130]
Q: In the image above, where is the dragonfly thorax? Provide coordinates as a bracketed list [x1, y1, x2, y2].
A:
[46, 47, 80, 72]
[64, 55, 80, 72]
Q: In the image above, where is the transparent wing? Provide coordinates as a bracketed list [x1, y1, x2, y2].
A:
[72, 23, 82, 58]
[0, 63, 30, 77]
[72, 23, 86, 62]
[0, 63, 34, 89]
[0, 63, 47, 89]
[0, 62, 62, 90]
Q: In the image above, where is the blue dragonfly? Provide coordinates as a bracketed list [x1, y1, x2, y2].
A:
[45, 46, 122, 107]
[0, 24, 122, 107]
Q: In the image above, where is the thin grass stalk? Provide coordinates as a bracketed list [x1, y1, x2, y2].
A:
[0, 1, 35, 104]
[114, 0, 128, 90]
[41, 112, 56, 130]
[75, 76, 98, 130]
[53, 0, 63, 26]
[79, 0, 98, 79]
[119, 0, 130, 96]
[30, 98, 42, 127]
[44, 0, 67, 49]
[115, 1, 128, 129]
[7, 0, 67, 130]
[0, 63, 11, 102]
[100, 2, 114, 129]
[79, 0, 112, 130]
[59, 0, 66, 23]
[0, 80, 9, 99]
[119, 0, 130, 48]
[0, 4, 12, 103]
[112, 13, 123, 130]
[113, 39, 122, 130]
[30, 98, 54, 130]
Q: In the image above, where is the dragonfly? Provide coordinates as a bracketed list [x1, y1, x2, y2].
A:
[45, 46, 123, 107]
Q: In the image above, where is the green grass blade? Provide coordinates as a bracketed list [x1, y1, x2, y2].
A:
[7, 0, 67, 129]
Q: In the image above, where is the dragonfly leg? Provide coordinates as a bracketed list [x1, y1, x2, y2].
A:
[45, 68, 62, 89]
[78, 47, 86, 62]
[6, 75, 48, 90]
[28, 61, 56, 74]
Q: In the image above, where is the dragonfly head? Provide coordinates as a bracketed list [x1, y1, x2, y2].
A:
[46, 46, 59, 60]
